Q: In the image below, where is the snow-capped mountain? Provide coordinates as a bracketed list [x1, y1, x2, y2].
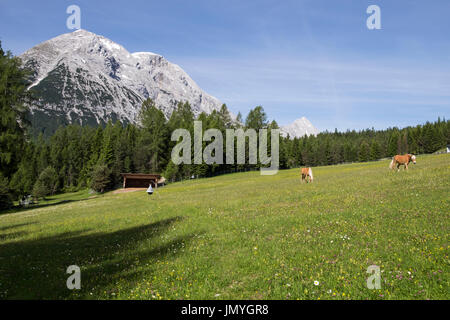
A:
[280, 117, 320, 138]
[20, 29, 223, 134]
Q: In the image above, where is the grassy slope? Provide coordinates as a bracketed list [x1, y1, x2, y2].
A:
[0, 154, 448, 300]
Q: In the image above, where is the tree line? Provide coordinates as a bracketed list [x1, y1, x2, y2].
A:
[1, 41, 449, 209]
[280, 118, 449, 169]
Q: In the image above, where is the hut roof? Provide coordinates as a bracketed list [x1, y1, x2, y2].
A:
[120, 173, 161, 179]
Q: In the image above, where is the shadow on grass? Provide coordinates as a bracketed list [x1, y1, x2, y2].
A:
[1, 197, 98, 216]
[0, 195, 102, 216]
[0, 231, 28, 242]
[0, 216, 198, 299]
[0, 222, 38, 232]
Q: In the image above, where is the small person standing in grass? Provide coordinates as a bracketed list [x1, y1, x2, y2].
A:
[147, 184, 154, 196]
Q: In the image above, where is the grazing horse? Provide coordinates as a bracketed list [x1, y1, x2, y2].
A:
[389, 154, 416, 171]
[301, 167, 314, 183]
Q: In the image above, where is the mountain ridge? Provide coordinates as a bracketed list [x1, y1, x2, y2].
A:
[20, 29, 223, 135]
[20, 29, 320, 138]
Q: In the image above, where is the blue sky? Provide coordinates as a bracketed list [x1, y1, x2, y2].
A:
[1, 0, 449, 131]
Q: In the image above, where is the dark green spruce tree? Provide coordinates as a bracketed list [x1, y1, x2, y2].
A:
[0, 42, 31, 207]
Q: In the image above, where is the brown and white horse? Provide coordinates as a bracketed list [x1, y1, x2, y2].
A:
[389, 154, 416, 171]
[301, 167, 314, 183]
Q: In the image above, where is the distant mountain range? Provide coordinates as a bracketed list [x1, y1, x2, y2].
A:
[20, 29, 319, 138]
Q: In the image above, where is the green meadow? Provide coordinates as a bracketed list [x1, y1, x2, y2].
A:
[0, 154, 448, 300]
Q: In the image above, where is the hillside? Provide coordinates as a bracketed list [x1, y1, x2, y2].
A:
[0, 154, 448, 299]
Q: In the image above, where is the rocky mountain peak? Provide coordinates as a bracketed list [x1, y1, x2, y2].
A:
[20, 29, 223, 135]
[280, 117, 320, 139]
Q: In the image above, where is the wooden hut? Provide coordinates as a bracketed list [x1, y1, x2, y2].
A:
[121, 173, 162, 189]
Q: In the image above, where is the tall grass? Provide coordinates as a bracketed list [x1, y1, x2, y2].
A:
[0, 154, 448, 299]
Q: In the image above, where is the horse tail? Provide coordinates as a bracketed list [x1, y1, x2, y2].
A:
[389, 158, 394, 170]
[309, 168, 313, 182]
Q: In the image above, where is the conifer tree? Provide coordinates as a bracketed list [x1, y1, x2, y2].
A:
[32, 166, 58, 199]
[245, 106, 268, 131]
[358, 141, 370, 162]
[387, 131, 399, 156]
[138, 98, 169, 172]
[0, 41, 30, 178]
[369, 140, 381, 160]
[90, 164, 111, 193]
[0, 173, 13, 210]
